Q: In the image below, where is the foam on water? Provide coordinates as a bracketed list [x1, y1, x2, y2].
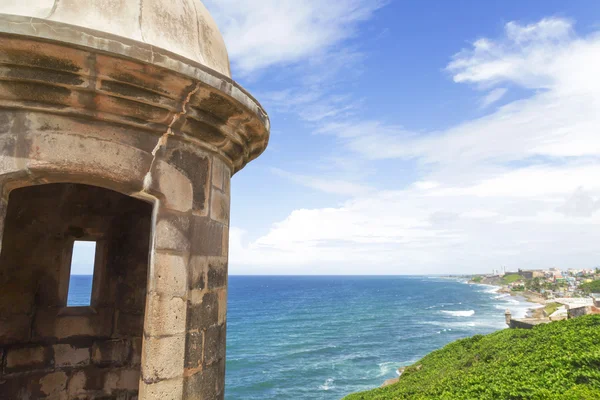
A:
[377, 361, 401, 377]
[65, 275, 543, 399]
[441, 310, 475, 317]
[319, 378, 335, 391]
[196, 276, 542, 399]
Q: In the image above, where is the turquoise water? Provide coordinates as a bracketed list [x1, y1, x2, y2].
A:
[68, 275, 533, 399]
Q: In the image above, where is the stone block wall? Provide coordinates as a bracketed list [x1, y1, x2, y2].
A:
[141, 139, 232, 400]
[0, 110, 234, 399]
[0, 25, 263, 398]
[0, 183, 152, 399]
[567, 306, 600, 319]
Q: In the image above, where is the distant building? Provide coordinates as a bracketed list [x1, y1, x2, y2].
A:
[518, 269, 545, 279]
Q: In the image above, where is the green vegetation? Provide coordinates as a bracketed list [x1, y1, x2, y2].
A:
[471, 276, 483, 283]
[525, 277, 542, 292]
[345, 316, 600, 400]
[500, 273, 521, 285]
[580, 280, 600, 294]
[544, 302, 560, 316]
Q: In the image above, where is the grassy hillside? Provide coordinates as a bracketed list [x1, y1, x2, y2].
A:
[500, 273, 522, 285]
[345, 315, 600, 400]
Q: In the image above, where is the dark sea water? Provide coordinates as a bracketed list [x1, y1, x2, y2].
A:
[68, 275, 533, 399]
[66, 275, 94, 306]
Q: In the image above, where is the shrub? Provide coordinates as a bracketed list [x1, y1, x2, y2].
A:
[580, 280, 600, 294]
[344, 316, 600, 400]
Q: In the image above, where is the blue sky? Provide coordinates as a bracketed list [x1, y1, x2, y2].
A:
[62, 1, 600, 276]
[69, 1, 600, 275]
[200, 0, 600, 275]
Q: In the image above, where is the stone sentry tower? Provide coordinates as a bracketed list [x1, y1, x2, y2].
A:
[0, 1, 269, 399]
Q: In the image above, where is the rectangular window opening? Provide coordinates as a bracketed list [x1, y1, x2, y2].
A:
[66, 240, 97, 307]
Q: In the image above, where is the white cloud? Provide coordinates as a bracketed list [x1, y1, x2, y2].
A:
[557, 187, 600, 218]
[480, 87, 507, 108]
[446, 18, 575, 90]
[229, 18, 600, 274]
[204, 0, 384, 75]
[316, 17, 600, 168]
[271, 168, 371, 196]
[413, 181, 440, 190]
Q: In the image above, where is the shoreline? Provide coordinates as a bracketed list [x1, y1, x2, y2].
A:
[380, 280, 540, 389]
[474, 281, 546, 318]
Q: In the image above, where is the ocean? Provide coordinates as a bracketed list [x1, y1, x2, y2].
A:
[67, 275, 534, 399]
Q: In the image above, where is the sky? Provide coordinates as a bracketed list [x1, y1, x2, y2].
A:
[199, 0, 600, 275]
[74, 1, 600, 276]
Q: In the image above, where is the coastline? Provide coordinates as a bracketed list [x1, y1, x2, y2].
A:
[475, 281, 546, 317]
[380, 279, 540, 389]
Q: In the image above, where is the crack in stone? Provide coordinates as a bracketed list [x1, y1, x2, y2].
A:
[29, 18, 37, 34]
[142, 82, 202, 192]
[23, 19, 59, 35]
[138, 0, 146, 43]
[46, 0, 60, 19]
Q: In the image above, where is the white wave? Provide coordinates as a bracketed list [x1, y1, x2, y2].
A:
[483, 287, 500, 294]
[442, 310, 475, 317]
[378, 361, 400, 377]
[319, 378, 335, 391]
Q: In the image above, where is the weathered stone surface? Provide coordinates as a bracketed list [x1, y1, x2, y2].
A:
[104, 367, 141, 392]
[211, 157, 227, 191]
[53, 344, 90, 367]
[39, 371, 68, 397]
[6, 345, 49, 371]
[141, 335, 185, 381]
[203, 324, 226, 366]
[139, 377, 184, 400]
[33, 308, 114, 340]
[115, 311, 145, 337]
[184, 331, 204, 370]
[223, 169, 231, 196]
[188, 292, 219, 331]
[0, 1, 269, 398]
[183, 359, 225, 400]
[0, 184, 150, 398]
[191, 216, 224, 257]
[0, 17, 270, 171]
[154, 210, 191, 253]
[92, 340, 130, 366]
[210, 188, 230, 225]
[188, 256, 207, 291]
[118, 367, 141, 390]
[148, 160, 193, 213]
[208, 261, 228, 289]
[222, 225, 230, 258]
[25, 132, 152, 192]
[217, 289, 228, 326]
[144, 293, 187, 337]
[131, 337, 143, 365]
[148, 252, 188, 297]
[168, 147, 210, 214]
[0, 314, 31, 344]
[67, 370, 87, 396]
[76, 366, 110, 391]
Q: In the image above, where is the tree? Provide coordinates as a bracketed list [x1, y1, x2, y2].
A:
[580, 280, 600, 294]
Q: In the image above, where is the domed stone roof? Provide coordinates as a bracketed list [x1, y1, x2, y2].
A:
[0, 0, 231, 77]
